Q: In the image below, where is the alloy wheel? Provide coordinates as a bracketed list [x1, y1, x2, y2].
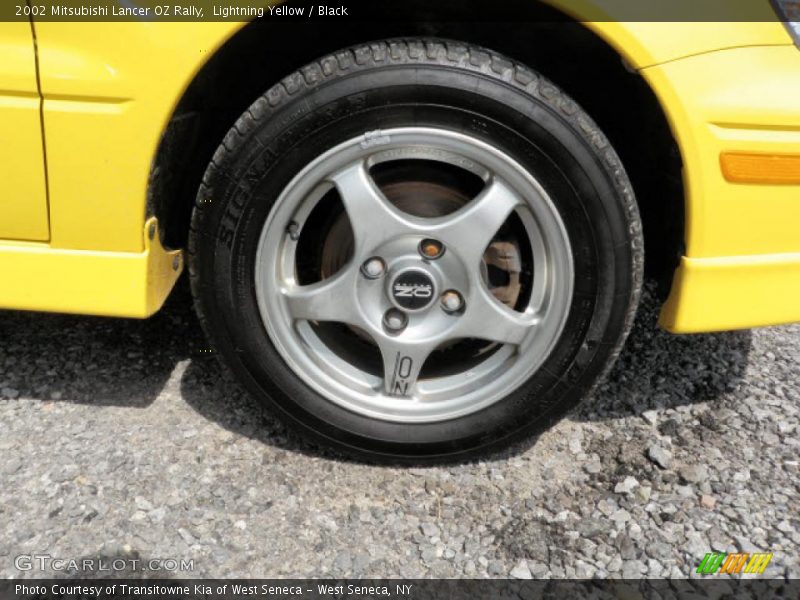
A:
[255, 127, 574, 423]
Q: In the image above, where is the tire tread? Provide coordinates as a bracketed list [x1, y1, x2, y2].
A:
[188, 38, 644, 461]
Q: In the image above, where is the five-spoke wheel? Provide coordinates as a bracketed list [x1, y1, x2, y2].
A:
[190, 39, 642, 459]
[256, 128, 573, 422]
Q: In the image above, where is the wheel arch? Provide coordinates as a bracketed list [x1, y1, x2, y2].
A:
[148, 2, 685, 291]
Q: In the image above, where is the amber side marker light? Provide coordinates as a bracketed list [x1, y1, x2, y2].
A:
[721, 152, 800, 184]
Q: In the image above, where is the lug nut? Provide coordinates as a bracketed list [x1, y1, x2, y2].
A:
[419, 238, 445, 260]
[360, 257, 386, 279]
[440, 290, 464, 314]
[383, 308, 408, 333]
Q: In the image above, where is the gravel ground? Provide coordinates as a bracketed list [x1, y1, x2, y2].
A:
[0, 281, 798, 579]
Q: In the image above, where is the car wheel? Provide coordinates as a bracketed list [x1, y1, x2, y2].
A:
[189, 39, 643, 461]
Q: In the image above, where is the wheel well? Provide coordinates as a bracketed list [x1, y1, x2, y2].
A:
[149, 1, 684, 293]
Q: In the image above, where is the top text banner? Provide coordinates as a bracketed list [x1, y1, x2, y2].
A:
[1, 0, 794, 22]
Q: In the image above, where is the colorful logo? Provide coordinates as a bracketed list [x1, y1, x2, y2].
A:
[696, 552, 773, 575]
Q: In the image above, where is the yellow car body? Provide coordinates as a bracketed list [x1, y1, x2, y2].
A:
[1, 5, 799, 332]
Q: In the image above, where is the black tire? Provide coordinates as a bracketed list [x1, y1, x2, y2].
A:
[189, 38, 643, 461]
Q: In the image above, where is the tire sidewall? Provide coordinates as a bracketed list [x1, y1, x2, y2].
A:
[192, 45, 640, 459]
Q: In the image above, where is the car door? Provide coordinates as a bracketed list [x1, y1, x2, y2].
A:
[0, 22, 49, 241]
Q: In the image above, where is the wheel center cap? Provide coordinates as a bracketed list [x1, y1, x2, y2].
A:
[388, 268, 436, 312]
